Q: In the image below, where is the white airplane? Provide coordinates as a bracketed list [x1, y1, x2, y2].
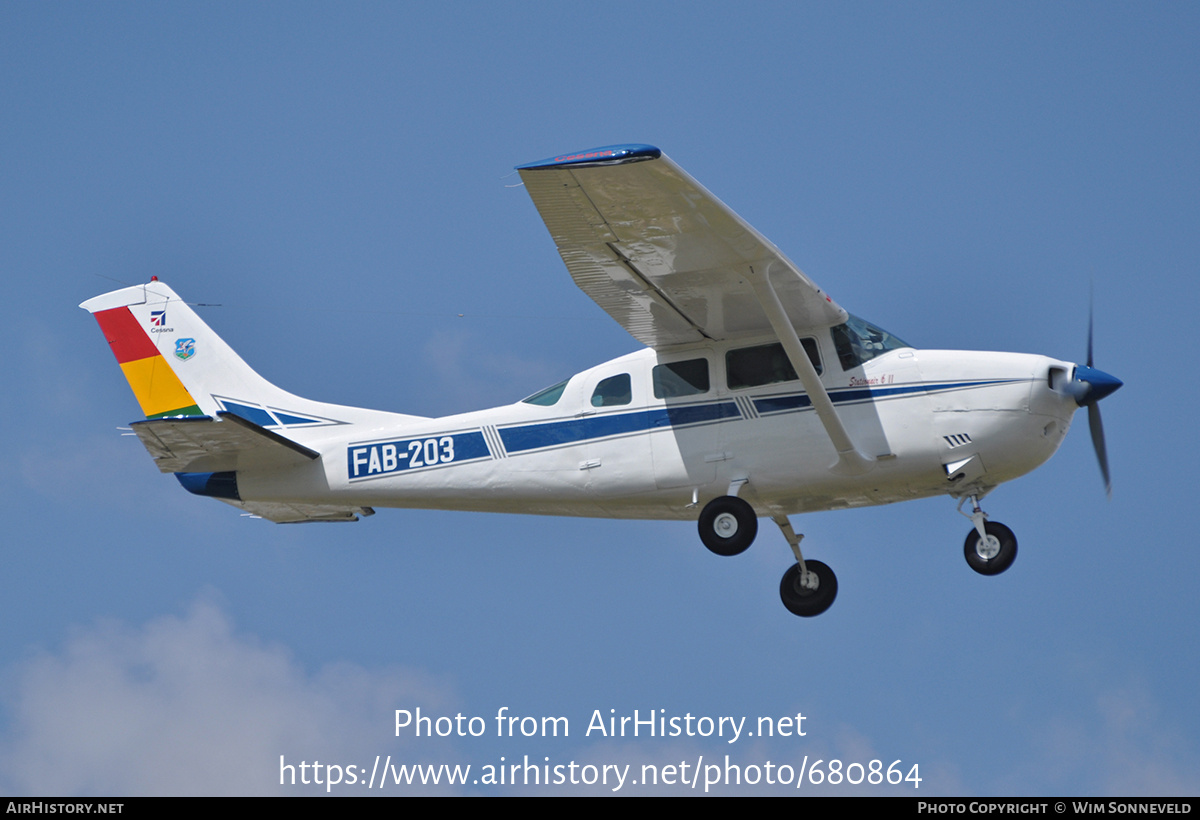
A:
[81, 144, 1122, 617]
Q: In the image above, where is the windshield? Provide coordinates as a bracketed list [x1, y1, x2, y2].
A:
[831, 314, 911, 371]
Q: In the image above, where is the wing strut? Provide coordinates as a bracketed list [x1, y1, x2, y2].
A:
[745, 266, 874, 476]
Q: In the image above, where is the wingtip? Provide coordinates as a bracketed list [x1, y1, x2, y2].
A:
[516, 144, 661, 171]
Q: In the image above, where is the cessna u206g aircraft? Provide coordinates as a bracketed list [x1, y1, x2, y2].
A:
[82, 144, 1122, 617]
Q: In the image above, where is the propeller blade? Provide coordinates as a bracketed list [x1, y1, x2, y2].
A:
[1080, 290, 1117, 497]
[1087, 290, 1095, 368]
[1088, 402, 1111, 498]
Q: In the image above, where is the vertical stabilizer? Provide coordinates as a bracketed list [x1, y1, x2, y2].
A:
[81, 279, 420, 428]
[81, 280, 219, 418]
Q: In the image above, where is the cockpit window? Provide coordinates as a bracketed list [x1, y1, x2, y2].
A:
[831, 315, 911, 371]
[522, 378, 569, 406]
[591, 373, 632, 407]
[726, 339, 821, 390]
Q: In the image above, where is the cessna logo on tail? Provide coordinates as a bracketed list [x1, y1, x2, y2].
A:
[149, 308, 174, 334]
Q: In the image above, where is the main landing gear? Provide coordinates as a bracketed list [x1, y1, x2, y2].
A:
[773, 515, 837, 617]
[697, 495, 757, 556]
[958, 495, 1018, 576]
[698, 493, 838, 617]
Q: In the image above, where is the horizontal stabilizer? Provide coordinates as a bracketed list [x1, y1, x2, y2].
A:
[217, 498, 375, 524]
[132, 412, 320, 474]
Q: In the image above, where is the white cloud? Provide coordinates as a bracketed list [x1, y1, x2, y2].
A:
[0, 595, 458, 795]
[6, 596, 1192, 797]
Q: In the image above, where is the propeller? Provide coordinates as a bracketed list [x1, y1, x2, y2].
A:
[1060, 300, 1122, 496]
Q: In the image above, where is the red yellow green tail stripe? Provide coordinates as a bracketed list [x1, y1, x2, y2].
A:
[92, 306, 203, 418]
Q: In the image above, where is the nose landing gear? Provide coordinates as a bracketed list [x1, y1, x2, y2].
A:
[958, 495, 1018, 575]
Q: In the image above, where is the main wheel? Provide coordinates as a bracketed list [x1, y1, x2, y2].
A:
[963, 521, 1018, 575]
[779, 560, 838, 617]
[698, 496, 758, 556]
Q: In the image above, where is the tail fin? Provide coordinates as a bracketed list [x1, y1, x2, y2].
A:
[81, 279, 414, 428]
[81, 278, 302, 420]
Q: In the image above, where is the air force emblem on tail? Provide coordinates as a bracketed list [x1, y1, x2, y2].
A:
[175, 338, 196, 361]
[348, 431, 490, 480]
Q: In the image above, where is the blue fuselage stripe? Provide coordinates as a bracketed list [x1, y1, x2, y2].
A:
[753, 380, 977, 415]
[346, 378, 1022, 471]
[499, 379, 1019, 453]
[500, 401, 740, 454]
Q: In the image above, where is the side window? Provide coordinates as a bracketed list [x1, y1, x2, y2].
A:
[726, 339, 822, 390]
[591, 373, 632, 407]
[522, 378, 569, 406]
[653, 358, 710, 398]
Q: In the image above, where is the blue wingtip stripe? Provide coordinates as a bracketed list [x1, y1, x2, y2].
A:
[516, 144, 661, 170]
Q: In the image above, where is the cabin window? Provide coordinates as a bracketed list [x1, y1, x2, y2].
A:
[522, 378, 569, 406]
[591, 374, 632, 407]
[726, 339, 822, 390]
[831, 314, 911, 370]
[653, 358, 710, 398]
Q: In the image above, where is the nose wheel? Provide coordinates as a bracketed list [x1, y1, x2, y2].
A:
[958, 495, 1018, 575]
[963, 521, 1017, 575]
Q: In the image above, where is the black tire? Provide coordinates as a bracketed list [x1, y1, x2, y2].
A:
[963, 521, 1018, 575]
[698, 496, 758, 556]
[779, 560, 838, 617]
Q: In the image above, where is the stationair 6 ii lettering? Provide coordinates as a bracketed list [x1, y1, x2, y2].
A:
[82, 144, 1122, 617]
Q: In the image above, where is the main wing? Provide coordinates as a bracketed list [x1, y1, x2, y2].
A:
[517, 144, 846, 349]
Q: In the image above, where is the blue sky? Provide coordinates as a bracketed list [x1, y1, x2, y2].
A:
[1, 2, 1197, 795]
